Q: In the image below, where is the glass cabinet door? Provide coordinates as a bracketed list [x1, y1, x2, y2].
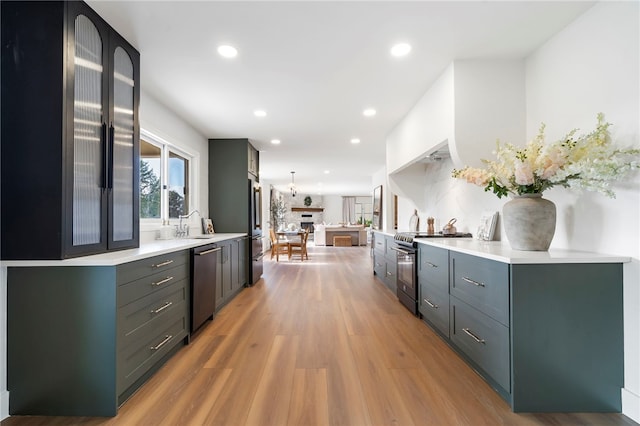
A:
[111, 46, 135, 243]
[72, 14, 105, 247]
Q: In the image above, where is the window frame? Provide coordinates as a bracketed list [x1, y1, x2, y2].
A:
[139, 129, 199, 230]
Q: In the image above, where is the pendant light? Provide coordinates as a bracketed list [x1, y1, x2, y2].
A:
[289, 171, 297, 197]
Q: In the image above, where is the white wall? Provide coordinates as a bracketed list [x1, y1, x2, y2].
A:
[371, 166, 390, 231]
[386, 65, 454, 174]
[138, 92, 208, 242]
[388, 2, 640, 421]
[322, 195, 343, 224]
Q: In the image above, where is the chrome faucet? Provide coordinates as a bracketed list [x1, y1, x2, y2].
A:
[175, 210, 200, 238]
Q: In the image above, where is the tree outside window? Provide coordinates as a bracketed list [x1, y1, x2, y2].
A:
[140, 137, 190, 221]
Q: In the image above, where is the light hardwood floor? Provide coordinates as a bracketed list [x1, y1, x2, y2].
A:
[2, 243, 637, 426]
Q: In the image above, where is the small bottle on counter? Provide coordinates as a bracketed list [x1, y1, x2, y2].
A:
[409, 209, 419, 232]
[426, 217, 435, 235]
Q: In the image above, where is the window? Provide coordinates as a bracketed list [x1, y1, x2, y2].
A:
[140, 140, 161, 218]
[168, 151, 189, 218]
[140, 131, 193, 222]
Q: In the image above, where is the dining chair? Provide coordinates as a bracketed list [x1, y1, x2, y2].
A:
[269, 229, 290, 261]
[289, 229, 309, 261]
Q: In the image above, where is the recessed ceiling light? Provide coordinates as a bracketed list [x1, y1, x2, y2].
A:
[271, 139, 281, 145]
[324, 170, 330, 174]
[362, 109, 376, 117]
[350, 138, 361, 144]
[254, 110, 267, 117]
[217, 45, 238, 58]
[391, 43, 412, 57]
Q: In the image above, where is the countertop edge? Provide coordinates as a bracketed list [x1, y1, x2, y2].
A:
[372, 230, 630, 264]
[1, 233, 248, 267]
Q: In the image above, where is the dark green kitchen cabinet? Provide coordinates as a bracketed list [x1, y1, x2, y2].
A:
[372, 232, 398, 294]
[442, 249, 624, 412]
[418, 244, 450, 337]
[1, 1, 140, 260]
[508, 263, 623, 412]
[208, 138, 260, 286]
[232, 236, 248, 291]
[214, 237, 247, 310]
[7, 251, 190, 416]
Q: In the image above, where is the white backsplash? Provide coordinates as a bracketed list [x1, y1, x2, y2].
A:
[398, 158, 504, 239]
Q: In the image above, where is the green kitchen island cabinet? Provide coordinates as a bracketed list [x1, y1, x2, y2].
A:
[415, 239, 628, 413]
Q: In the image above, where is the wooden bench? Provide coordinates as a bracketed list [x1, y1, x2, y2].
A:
[333, 235, 352, 247]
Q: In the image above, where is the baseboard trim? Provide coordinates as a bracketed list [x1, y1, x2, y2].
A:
[1, 389, 9, 421]
[622, 388, 640, 424]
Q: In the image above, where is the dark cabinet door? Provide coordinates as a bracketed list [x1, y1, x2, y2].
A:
[66, 2, 140, 255]
[1, 1, 139, 260]
[106, 29, 140, 250]
[65, 2, 111, 256]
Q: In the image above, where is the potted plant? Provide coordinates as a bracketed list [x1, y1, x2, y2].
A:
[452, 113, 639, 250]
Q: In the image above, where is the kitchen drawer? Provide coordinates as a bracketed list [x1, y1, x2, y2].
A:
[373, 234, 386, 255]
[117, 279, 188, 348]
[117, 262, 189, 307]
[419, 283, 449, 337]
[450, 297, 510, 392]
[384, 235, 396, 260]
[117, 250, 188, 286]
[384, 258, 397, 292]
[373, 253, 386, 278]
[117, 312, 188, 395]
[418, 244, 448, 292]
[450, 252, 509, 325]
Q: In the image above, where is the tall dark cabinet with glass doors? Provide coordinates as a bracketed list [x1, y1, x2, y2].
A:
[1, 1, 140, 259]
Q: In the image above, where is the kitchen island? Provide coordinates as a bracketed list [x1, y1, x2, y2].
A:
[3, 234, 246, 417]
[373, 230, 628, 413]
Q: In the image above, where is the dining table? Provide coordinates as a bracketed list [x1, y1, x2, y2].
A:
[275, 229, 306, 241]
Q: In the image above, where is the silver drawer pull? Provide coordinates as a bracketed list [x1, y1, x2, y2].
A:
[197, 247, 221, 256]
[462, 327, 485, 344]
[151, 301, 173, 314]
[386, 271, 393, 276]
[424, 261, 438, 268]
[150, 335, 173, 351]
[462, 276, 485, 287]
[151, 276, 174, 287]
[152, 260, 174, 268]
[423, 298, 438, 309]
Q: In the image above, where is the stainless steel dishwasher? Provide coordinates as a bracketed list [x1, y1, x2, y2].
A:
[191, 244, 221, 332]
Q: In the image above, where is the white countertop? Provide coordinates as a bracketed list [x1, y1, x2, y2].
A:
[1, 233, 247, 267]
[373, 230, 630, 264]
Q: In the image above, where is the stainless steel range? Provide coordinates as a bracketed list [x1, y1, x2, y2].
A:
[392, 231, 472, 315]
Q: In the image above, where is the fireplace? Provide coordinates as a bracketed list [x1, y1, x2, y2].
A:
[300, 222, 314, 233]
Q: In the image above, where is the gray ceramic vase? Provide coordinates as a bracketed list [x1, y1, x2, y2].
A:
[503, 193, 556, 251]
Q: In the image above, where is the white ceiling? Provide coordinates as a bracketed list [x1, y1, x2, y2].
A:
[87, 0, 594, 196]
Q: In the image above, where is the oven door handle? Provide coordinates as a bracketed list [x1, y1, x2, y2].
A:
[391, 246, 412, 255]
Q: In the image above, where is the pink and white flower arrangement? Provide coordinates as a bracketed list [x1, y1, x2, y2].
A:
[452, 113, 639, 198]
